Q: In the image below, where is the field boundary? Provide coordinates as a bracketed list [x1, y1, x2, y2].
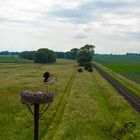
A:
[43, 68, 77, 139]
[93, 63, 140, 113]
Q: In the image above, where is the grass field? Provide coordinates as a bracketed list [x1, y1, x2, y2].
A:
[0, 56, 32, 63]
[0, 59, 140, 140]
[93, 55, 140, 84]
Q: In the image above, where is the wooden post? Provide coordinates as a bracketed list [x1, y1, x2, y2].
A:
[34, 104, 39, 140]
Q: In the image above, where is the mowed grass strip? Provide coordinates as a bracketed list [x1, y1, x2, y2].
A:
[51, 70, 140, 140]
[43, 68, 77, 139]
[0, 60, 76, 140]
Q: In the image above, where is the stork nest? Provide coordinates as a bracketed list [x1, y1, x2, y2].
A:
[21, 90, 54, 105]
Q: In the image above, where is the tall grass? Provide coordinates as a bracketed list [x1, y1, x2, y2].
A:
[0, 60, 76, 140]
[44, 69, 140, 140]
[0, 59, 140, 140]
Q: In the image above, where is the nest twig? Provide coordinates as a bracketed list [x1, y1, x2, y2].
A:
[21, 90, 54, 105]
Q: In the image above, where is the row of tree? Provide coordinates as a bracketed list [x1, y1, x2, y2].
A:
[19, 48, 56, 63]
[19, 48, 80, 63]
[56, 48, 79, 60]
[19, 44, 95, 65]
[0, 51, 20, 56]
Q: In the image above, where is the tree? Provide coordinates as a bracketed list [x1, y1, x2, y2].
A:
[19, 51, 36, 60]
[0, 51, 9, 55]
[64, 51, 72, 59]
[77, 44, 95, 66]
[34, 48, 56, 63]
[70, 48, 79, 59]
[55, 52, 65, 58]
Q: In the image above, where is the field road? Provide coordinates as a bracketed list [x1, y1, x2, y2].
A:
[93, 63, 140, 113]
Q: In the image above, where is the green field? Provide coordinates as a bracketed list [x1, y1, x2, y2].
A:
[93, 55, 140, 84]
[0, 58, 140, 140]
[0, 56, 32, 63]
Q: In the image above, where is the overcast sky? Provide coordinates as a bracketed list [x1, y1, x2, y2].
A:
[0, 0, 140, 54]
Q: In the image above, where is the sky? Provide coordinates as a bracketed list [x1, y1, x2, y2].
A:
[0, 0, 140, 54]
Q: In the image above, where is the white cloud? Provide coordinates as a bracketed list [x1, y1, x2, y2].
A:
[0, 0, 139, 53]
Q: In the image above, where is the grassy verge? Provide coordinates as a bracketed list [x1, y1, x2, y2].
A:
[48, 69, 140, 140]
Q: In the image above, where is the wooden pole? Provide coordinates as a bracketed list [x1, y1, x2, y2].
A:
[34, 104, 39, 140]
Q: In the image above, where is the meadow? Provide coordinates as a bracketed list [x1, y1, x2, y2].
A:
[93, 55, 140, 84]
[0, 56, 32, 63]
[0, 56, 140, 140]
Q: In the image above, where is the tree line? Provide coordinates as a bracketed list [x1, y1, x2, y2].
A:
[0, 51, 20, 56]
[19, 48, 80, 63]
[1, 44, 95, 66]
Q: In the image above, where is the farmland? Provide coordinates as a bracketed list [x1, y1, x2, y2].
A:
[0, 57, 140, 139]
[93, 55, 140, 84]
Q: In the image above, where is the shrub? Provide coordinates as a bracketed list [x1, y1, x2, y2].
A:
[84, 61, 93, 72]
[77, 68, 83, 73]
[112, 121, 136, 139]
[86, 67, 93, 72]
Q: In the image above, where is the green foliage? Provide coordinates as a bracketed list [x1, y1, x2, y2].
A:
[34, 48, 56, 64]
[84, 61, 93, 72]
[77, 68, 83, 73]
[77, 44, 95, 66]
[64, 51, 73, 59]
[55, 52, 65, 58]
[19, 49, 56, 64]
[19, 51, 36, 60]
[70, 48, 79, 60]
[111, 121, 136, 139]
[56, 48, 79, 60]
[85, 67, 93, 72]
[0, 51, 19, 55]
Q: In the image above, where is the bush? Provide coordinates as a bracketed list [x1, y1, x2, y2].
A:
[84, 61, 93, 72]
[86, 67, 93, 72]
[77, 68, 83, 73]
[112, 121, 136, 139]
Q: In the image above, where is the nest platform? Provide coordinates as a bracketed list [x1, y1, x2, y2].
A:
[21, 90, 54, 105]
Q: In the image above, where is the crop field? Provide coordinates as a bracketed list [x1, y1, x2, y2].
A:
[0, 59, 140, 140]
[93, 55, 140, 84]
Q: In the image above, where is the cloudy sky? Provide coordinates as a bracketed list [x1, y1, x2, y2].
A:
[0, 0, 140, 54]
